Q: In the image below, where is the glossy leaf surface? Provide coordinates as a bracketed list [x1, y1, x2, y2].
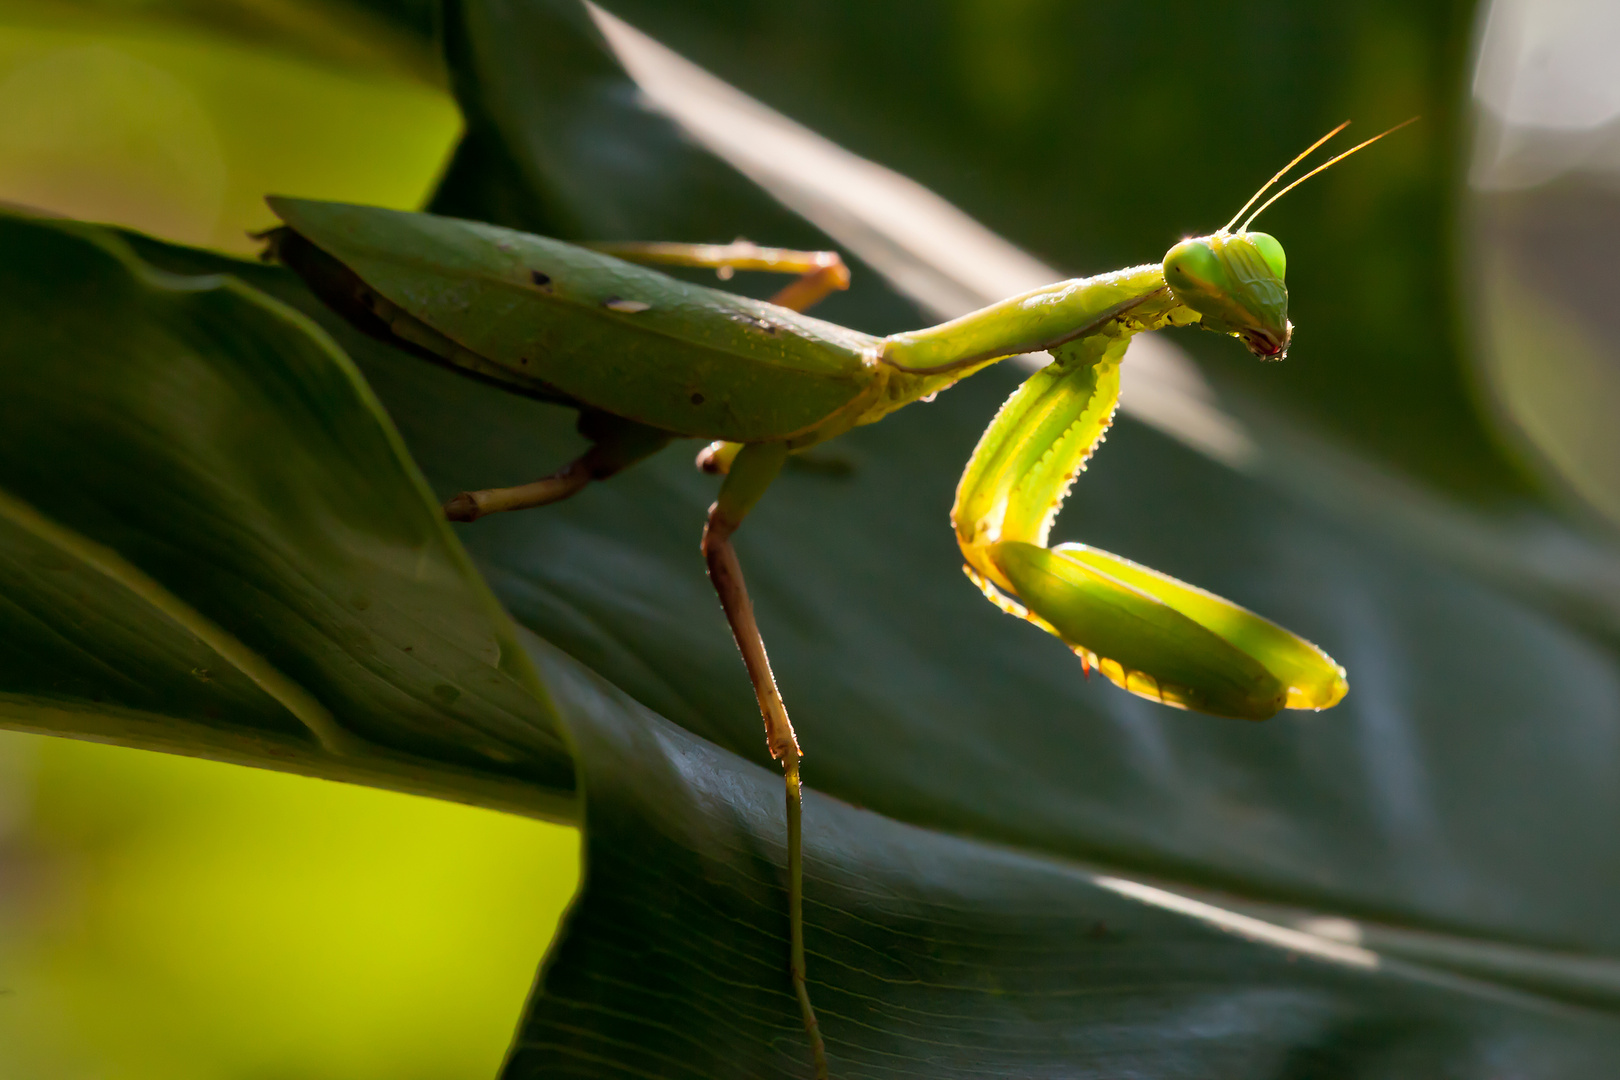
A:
[0, 213, 574, 816]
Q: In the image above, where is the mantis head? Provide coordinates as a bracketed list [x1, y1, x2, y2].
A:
[1163, 231, 1290, 359]
[1163, 117, 1417, 362]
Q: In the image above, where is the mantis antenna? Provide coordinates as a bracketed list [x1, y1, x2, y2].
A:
[1221, 120, 1351, 233]
[1241, 116, 1420, 231]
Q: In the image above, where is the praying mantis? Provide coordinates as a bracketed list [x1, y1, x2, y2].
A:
[265, 118, 1407, 1079]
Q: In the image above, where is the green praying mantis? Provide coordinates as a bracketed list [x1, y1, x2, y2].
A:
[264, 117, 1408, 1079]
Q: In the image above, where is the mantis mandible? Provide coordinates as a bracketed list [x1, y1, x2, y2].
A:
[265, 119, 1407, 1079]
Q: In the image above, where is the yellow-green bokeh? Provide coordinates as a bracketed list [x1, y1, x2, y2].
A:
[0, 9, 584, 1078]
[0, 7, 460, 251]
[0, 733, 581, 1080]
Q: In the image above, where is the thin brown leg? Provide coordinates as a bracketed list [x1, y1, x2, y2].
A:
[444, 458, 591, 521]
[768, 263, 850, 314]
[443, 413, 671, 523]
[784, 755, 827, 1080]
[701, 508, 802, 764]
[584, 239, 850, 315]
[702, 443, 829, 1079]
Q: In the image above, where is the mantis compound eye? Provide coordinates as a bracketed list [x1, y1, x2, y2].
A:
[1162, 238, 1228, 295]
[1247, 231, 1287, 280]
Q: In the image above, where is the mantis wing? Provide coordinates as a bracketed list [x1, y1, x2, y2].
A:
[267, 197, 877, 443]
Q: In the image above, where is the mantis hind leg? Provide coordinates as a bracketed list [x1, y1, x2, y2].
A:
[676, 243, 850, 481]
[583, 239, 850, 314]
[443, 411, 671, 522]
[701, 442, 828, 1080]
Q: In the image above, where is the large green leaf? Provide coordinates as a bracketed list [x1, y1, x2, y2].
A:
[9, 0, 1620, 1075]
[0, 212, 574, 816]
[425, 0, 1620, 1063]
[280, 0, 1620, 1065]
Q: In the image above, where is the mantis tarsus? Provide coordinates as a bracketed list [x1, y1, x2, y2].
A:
[266, 118, 1408, 1079]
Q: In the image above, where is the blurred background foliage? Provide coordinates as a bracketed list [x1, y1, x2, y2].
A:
[0, 0, 452, 251]
[8, 0, 1620, 1075]
[1469, 0, 1620, 533]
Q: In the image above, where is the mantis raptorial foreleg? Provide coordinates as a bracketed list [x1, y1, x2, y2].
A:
[700, 440, 827, 1075]
[440, 241, 849, 521]
[950, 330, 1337, 716]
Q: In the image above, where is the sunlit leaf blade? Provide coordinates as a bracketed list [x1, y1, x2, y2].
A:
[0, 213, 575, 816]
[0, 497, 311, 743]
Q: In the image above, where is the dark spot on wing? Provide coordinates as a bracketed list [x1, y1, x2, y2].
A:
[729, 312, 779, 334]
[530, 270, 553, 290]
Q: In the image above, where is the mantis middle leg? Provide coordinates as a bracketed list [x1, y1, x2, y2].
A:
[702, 441, 828, 1078]
[441, 241, 850, 520]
